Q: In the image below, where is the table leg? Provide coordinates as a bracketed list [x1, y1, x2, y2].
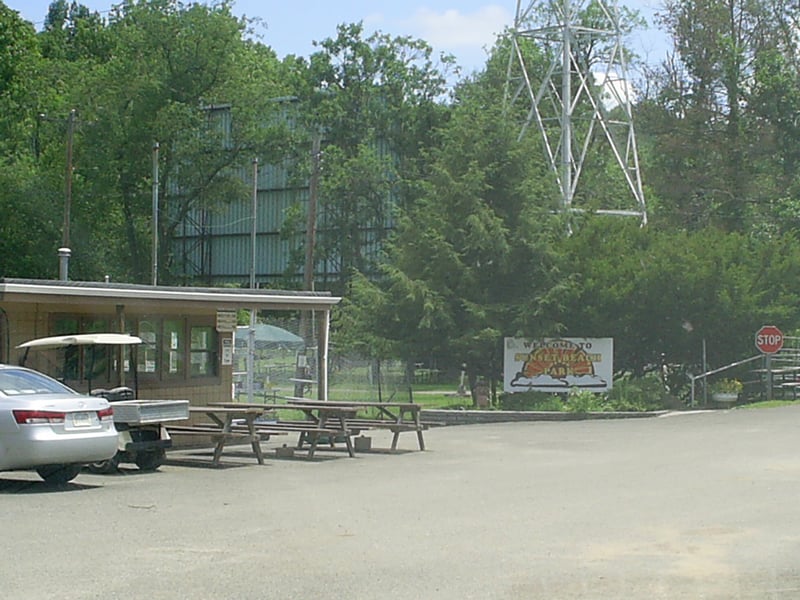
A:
[246, 416, 264, 465]
[210, 414, 234, 466]
[338, 415, 355, 457]
[212, 439, 225, 466]
[413, 410, 426, 451]
[307, 432, 319, 459]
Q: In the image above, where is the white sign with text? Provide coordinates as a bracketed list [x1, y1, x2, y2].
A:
[504, 337, 614, 393]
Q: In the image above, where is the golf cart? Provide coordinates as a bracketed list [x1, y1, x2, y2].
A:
[17, 333, 189, 473]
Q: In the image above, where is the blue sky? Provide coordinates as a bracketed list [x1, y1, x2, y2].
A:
[5, 1, 671, 75]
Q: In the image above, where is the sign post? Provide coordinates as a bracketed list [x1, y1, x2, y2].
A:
[755, 325, 784, 401]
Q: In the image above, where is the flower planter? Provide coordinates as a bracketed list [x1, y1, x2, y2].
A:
[712, 392, 738, 404]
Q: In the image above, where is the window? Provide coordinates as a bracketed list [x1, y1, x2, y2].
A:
[137, 320, 158, 374]
[190, 326, 217, 377]
[136, 319, 216, 380]
[51, 315, 218, 383]
[163, 319, 185, 376]
[51, 317, 111, 384]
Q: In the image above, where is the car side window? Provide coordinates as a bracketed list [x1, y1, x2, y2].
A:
[0, 369, 75, 395]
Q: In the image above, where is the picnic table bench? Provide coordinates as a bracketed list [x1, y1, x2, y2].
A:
[167, 406, 266, 466]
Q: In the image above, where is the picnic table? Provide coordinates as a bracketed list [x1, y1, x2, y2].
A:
[282, 399, 357, 457]
[285, 398, 430, 451]
[210, 401, 357, 459]
[168, 406, 266, 466]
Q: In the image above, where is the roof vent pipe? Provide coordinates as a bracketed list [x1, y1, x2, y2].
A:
[58, 247, 71, 281]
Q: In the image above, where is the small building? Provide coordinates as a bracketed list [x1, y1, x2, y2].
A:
[0, 278, 340, 405]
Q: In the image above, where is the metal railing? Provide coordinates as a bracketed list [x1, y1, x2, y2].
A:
[689, 355, 763, 407]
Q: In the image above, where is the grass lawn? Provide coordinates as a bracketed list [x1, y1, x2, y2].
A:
[325, 381, 471, 409]
[737, 400, 800, 410]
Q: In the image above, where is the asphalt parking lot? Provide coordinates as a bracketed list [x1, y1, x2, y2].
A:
[3, 406, 800, 599]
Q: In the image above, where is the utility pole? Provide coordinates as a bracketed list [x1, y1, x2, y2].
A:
[40, 109, 80, 279]
[63, 109, 76, 249]
[248, 158, 259, 403]
[303, 134, 321, 297]
[296, 135, 321, 397]
[152, 141, 159, 286]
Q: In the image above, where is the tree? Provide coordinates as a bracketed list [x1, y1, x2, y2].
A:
[39, 0, 112, 62]
[48, 0, 291, 282]
[288, 23, 453, 294]
[336, 38, 566, 403]
[0, 3, 65, 278]
[555, 219, 800, 395]
[0, 1, 40, 153]
[641, 0, 798, 231]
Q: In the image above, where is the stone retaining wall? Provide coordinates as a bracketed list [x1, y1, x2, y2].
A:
[421, 408, 668, 426]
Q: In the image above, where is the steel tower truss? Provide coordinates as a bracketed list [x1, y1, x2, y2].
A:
[505, 0, 647, 223]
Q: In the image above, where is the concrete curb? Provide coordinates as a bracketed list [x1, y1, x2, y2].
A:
[421, 408, 671, 426]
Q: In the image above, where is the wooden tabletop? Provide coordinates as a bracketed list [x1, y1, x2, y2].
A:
[189, 406, 265, 415]
[208, 402, 277, 410]
[285, 397, 419, 409]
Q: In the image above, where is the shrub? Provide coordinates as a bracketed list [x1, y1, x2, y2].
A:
[496, 373, 676, 412]
[605, 373, 676, 411]
[565, 388, 607, 413]
[498, 391, 565, 411]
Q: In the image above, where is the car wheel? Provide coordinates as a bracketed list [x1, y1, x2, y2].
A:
[134, 448, 165, 472]
[36, 464, 83, 484]
[87, 453, 121, 474]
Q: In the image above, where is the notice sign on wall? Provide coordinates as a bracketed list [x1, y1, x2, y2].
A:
[221, 337, 233, 366]
[216, 310, 237, 333]
[504, 337, 613, 393]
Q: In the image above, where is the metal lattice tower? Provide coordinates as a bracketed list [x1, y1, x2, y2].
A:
[505, 0, 647, 224]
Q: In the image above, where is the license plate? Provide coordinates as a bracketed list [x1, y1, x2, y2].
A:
[71, 412, 93, 427]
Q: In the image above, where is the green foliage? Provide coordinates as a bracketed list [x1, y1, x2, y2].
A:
[498, 391, 565, 412]
[553, 220, 800, 379]
[710, 378, 743, 394]
[605, 373, 674, 411]
[0, 3, 38, 96]
[283, 22, 452, 294]
[495, 373, 675, 413]
[0, 0, 292, 283]
[565, 388, 605, 413]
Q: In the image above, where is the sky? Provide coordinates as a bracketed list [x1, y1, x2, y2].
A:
[5, 0, 671, 76]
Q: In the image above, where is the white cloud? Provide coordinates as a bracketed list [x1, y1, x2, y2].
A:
[405, 5, 511, 50]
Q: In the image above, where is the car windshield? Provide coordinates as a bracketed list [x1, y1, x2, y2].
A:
[0, 369, 77, 396]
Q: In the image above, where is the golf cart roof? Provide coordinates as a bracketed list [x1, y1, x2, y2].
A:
[17, 333, 143, 349]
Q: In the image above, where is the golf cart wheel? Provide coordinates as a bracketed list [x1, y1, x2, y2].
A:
[87, 453, 121, 474]
[134, 448, 165, 472]
[36, 464, 83, 484]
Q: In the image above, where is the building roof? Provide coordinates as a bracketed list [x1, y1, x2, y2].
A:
[0, 278, 341, 311]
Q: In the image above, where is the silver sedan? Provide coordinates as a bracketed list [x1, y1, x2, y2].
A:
[0, 365, 118, 483]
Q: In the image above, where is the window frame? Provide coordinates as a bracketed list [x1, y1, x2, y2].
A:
[50, 314, 220, 386]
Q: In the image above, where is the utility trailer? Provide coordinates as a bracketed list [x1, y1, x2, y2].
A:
[17, 333, 189, 473]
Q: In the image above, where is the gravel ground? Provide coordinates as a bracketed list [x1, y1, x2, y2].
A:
[2, 406, 800, 599]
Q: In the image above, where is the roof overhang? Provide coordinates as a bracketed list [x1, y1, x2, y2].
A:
[0, 279, 341, 311]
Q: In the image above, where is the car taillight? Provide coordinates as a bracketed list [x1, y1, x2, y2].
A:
[97, 407, 114, 421]
[13, 410, 66, 424]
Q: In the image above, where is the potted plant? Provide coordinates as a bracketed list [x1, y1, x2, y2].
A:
[710, 378, 742, 404]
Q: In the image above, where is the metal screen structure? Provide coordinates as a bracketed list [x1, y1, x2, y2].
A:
[505, 0, 647, 223]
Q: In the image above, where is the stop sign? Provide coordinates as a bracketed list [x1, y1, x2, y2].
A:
[755, 325, 784, 354]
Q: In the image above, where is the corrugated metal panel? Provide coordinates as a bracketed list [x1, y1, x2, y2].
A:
[170, 97, 400, 286]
